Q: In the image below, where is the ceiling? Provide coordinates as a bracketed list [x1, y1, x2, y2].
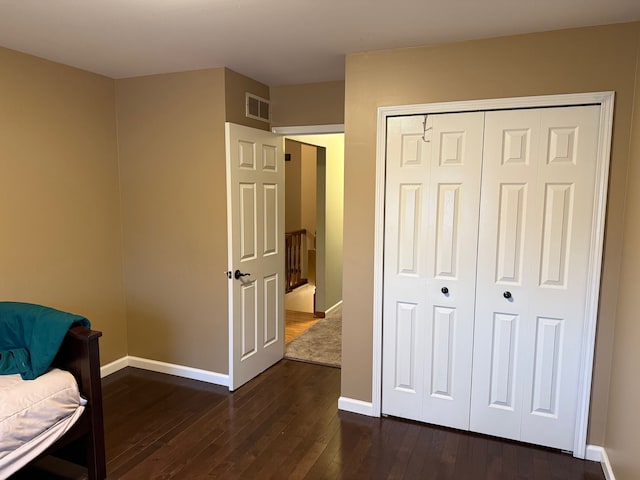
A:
[0, 0, 639, 86]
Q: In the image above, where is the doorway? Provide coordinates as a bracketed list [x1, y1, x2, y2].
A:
[226, 125, 344, 388]
[282, 133, 344, 367]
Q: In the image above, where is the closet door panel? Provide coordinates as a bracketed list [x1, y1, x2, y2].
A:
[520, 105, 600, 450]
[382, 116, 430, 421]
[422, 112, 484, 429]
[382, 113, 484, 429]
[470, 109, 541, 441]
[471, 106, 600, 451]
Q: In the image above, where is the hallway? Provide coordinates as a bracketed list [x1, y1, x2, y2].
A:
[285, 282, 318, 344]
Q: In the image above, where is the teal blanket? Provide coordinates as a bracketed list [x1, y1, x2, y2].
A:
[0, 302, 90, 380]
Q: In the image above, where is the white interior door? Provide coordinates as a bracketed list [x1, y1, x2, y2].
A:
[470, 106, 600, 450]
[382, 112, 484, 429]
[226, 122, 285, 391]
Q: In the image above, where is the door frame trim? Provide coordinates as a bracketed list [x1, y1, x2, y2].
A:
[371, 92, 615, 459]
[271, 124, 345, 135]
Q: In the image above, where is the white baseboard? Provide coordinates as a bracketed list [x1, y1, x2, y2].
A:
[325, 300, 343, 316]
[585, 445, 615, 480]
[338, 396, 376, 417]
[100, 355, 229, 387]
[128, 356, 229, 386]
[601, 447, 615, 480]
[100, 356, 128, 378]
[585, 444, 603, 462]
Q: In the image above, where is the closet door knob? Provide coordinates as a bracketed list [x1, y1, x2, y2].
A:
[441, 287, 449, 295]
[503, 291, 512, 299]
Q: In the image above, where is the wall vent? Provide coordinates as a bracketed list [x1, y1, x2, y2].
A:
[245, 93, 271, 123]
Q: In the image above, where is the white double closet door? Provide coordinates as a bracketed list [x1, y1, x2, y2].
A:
[381, 105, 600, 452]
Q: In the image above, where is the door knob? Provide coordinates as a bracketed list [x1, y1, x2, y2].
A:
[234, 270, 250, 280]
[503, 291, 512, 299]
[441, 287, 449, 295]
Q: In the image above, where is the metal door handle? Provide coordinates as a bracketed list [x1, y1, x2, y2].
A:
[234, 269, 250, 280]
[503, 291, 512, 299]
[441, 287, 449, 295]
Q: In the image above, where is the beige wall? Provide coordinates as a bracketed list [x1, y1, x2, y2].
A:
[342, 22, 640, 452]
[603, 31, 640, 479]
[284, 139, 303, 232]
[0, 47, 127, 364]
[271, 81, 345, 127]
[320, 135, 344, 311]
[300, 143, 317, 248]
[224, 68, 270, 131]
[284, 140, 318, 284]
[115, 68, 229, 373]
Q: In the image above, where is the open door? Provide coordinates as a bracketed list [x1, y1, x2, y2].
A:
[225, 122, 285, 391]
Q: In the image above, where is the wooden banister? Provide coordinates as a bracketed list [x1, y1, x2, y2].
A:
[285, 229, 307, 292]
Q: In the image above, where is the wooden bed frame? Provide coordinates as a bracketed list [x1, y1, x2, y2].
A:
[31, 325, 107, 480]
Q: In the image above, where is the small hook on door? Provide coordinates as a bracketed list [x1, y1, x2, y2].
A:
[422, 115, 433, 142]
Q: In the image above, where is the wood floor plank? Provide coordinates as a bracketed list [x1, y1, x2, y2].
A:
[237, 379, 338, 478]
[453, 432, 488, 479]
[95, 360, 606, 480]
[274, 377, 343, 479]
[403, 426, 435, 479]
[486, 437, 505, 478]
[285, 309, 320, 344]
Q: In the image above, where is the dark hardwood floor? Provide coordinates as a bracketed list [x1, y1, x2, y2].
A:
[98, 360, 605, 480]
[12, 359, 606, 479]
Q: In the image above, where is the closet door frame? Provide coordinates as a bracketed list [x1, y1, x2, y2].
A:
[370, 92, 614, 459]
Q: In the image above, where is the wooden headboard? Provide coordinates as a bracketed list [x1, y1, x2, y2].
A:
[48, 325, 106, 480]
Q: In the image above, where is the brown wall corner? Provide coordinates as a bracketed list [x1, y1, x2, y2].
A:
[602, 24, 640, 479]
[284, 139, 303, 232]
[224, 68, 270, 131]
[270, 81, 345, 127]
[115, 67, 229, 373]
[0, 46, 128, 365]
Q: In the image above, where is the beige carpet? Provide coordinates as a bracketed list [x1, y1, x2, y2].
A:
[284, 313, 341, 368]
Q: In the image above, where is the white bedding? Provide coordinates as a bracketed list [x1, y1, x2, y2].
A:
[0, 368, 86, 479]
